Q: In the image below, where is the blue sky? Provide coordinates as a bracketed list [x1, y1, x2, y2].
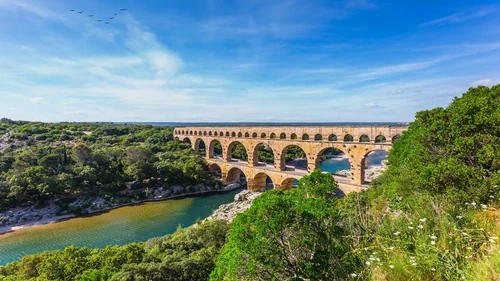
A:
[1, 0, 499, 122]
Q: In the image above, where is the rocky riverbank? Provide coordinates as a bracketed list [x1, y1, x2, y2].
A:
[336, 162, 387, 181]
[206, 189, 262, 222]
[0, 183, 241, 235]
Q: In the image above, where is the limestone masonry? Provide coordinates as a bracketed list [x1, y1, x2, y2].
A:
[174, 125, 407, 194]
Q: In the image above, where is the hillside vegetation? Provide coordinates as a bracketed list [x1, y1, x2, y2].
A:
[0, 85, 499, 281]
[0, 122, 212, 211]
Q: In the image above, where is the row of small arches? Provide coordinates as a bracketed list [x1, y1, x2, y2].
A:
[175, 130, 399, 143]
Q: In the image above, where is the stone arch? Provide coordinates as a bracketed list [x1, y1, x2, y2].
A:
[226, 167, 247, 184]
[225, 132, 230, 137]
[231, 132, 236, 137]
[392, 134, 401, 143]
[279, 178, 299, 191]
[208, 131, 212, 136]
[182, 137, 191, 145]
[214, 131, 218, 136]
[251, 172, 274, 192]
[198, 131, 202, 136]
[302, 134, 309, 140]
[252, 132, 258, 138]
[181, 130, 184, 134]
[261, 133, 267, 138]
[238, 132, 242, 137]
[194, 138, 206, 154]
[208, 139, 222, 159]
[328, 134, 337, 141]
[291, 133, 297, 140]
[358, 149, 390, 183]
[227, 140, 248, 162]
[219, 131, 223, 137]
[270, 133, 276, 139]
[280, 133, 286, 139]
[314, 134, 322, 141]
[245, 132, 250, 138]
[375, 135, 386, 143]
[251, 143, 275, 166]
[280, 144, 307, 171]
[189, 130, 193, 135]
[194, 131, 198, 136]
[315, 146, 350, 175]
[208, 163, 222, 179]
[344, 134, 353, 142]
[359, 134, 370, 142]
[203, 131, 207, 136]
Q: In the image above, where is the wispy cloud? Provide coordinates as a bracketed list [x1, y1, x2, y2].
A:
[420, 6, 494, 27]
[470, 78, 500, 87]
[29, 97, 45, 104]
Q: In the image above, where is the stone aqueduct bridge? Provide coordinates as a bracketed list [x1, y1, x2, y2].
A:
[174, 125, 407, 193]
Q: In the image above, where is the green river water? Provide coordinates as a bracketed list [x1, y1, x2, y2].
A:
[0, 189, 243, 265]
[0, 155, 385, 265]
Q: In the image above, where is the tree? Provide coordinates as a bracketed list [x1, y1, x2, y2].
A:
[123, 146, 156, 182]
[385, 85, 500, 203]
[73, 144, 93, 166]
[211, 170, 361, 281]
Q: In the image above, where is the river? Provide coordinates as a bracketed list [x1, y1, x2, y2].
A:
[0, 152, 386, 265]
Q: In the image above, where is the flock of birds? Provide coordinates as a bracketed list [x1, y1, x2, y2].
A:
[68, 8, 128, 24]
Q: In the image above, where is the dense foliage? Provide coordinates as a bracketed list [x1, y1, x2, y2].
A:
[211, 170, 362, 280]
[0, 122, 212, 210]
[2, 85, 500, 280]
[0, 220, 230, 281]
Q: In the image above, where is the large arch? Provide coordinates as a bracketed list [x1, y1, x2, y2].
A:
[315, 146, 350, 176]
[182, 137, 191, 144]
[227, 141, 248, 162]
[280, 144, 307, 171]
[278, 178, 299, 191]
[251, 172, 274, 191]
[194, 138, 206, 155]
[226, 167, 247, 184]
[362, 149, 389, 182]
[208, 139, 222, 159]
[280, 133, 286, 139]
[208, 163, 222, 179]
[251, 143, 275, 166]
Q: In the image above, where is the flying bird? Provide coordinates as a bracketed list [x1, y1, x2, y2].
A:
[105, 22, 110, 24]
[97, 19, 102, 22]
[78, 11, 83, 14]
[88, 15, 94, 17]
[69, 9, 75, 12]
[119, 8, 127, 11]
[109, 17, 114, 19]
[114, 13, 118, 16]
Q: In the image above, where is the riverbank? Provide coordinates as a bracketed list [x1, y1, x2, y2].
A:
[336, 163, 387, 181]
[0, 183, 242, 235]
[206, 189, 262, 222]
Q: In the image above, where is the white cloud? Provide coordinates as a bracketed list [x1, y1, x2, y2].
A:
[29, 97, 45, 104]
[470, 78, 500, 87]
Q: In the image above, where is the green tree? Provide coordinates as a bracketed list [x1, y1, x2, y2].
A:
[211, 170, 361, 281]
[385, 85, 500, 203]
